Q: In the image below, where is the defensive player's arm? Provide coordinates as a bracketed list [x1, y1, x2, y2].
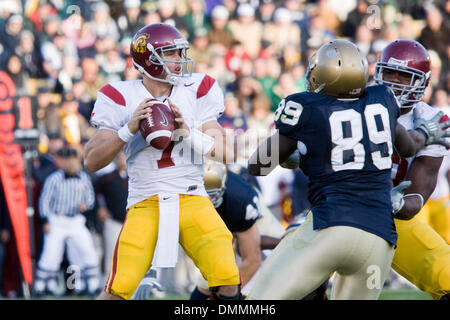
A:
[394, 123, 426, 158]
[248, 132, 298, 176]
[394, 155, 443, 220]
[84, 99, 153, 172]
[260, 235, 281, 250]
[235, 224, 262, 287]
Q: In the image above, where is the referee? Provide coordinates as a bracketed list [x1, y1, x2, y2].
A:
[34, 147, 100, 297]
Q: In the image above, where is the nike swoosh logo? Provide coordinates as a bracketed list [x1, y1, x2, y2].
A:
[162, 197, 171, 200]
[157, 107, 168, 126]
[184, 82, 194, 87]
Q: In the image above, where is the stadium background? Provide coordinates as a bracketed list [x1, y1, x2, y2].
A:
[0, 0, 448, 300]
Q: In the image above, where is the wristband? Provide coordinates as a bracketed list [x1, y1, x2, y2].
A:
[415, 128, 429, 141]
[184, 128, 215, 155]
[117, 124, 135, 143]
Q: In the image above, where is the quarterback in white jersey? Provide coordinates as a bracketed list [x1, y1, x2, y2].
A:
[375, 39, 450, 300]
[90, 72, 225, 209]
[84, 23, 241, 300]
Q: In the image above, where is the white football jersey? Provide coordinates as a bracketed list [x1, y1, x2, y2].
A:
[90, 73, 225, 208]
[391, 101, 448, 183]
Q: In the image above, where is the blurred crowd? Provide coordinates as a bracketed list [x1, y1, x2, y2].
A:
[0, 0, 449, 298]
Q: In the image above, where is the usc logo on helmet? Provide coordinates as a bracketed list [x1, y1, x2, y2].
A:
[133, 34, 150, 53]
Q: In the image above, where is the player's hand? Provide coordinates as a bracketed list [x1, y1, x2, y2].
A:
[413, 109, 450, 148]
[133, 269, 164, 300]
[43, 223, 51, 234]
[391, 180, 411, 215]
[168, 98, 190, 141]
[280, 150, 300, 169]
[128, 98, 154, 135]
[78, 203, 87, 213]
[97, 207, 111, 223]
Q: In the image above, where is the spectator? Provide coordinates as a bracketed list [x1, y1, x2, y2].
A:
[247, 94, 274, 137]
[314, 0, 341, 36]
[305, 13, 334, 54]
[32, 131, 65, 187]
[343, 0, 369, 38]
[218, 92, 248, 132]
[354, 23, 374, 57]
[158, 0, 185, 29]
[253, 57, 277, 109]
[207, 50, 235, 90]
[208, 5, 233, 49]
[228, 3, 263, 59]
[224, 40, 252, 77]
[89, 2, 120, 42]
[431, 89, 449, 111]
[418, 6, 450, 59]
[78, 57, 106, 120]
[183, 0, 212, 41]
[36, 87, 62, 135]
[40, 15, 61, 44]
[40, 30, 79, 83]
[59, 92, 94, 147]
[257, 0, 276, 24]
[188, 28, 212, 67]
[58, 56, 82, 93]
[117, 0, 143, 39]
[234, 75, 264, 116]
[0, 14, 23, 54]
[262, 8, 301, 55]
[15, 30, 46, 79]
[5, 54, 28, 94]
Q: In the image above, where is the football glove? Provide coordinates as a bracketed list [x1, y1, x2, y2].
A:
[391, 180, 411, 215]
[133, 269, 164, 300]
[280, 149, 300, 169]
[413, 109, 450, 148]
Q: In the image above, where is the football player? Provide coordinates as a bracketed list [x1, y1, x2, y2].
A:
[374, 39, 450, 300]
[246, 39, 450, 299]
[189, 160, 285, 299]
[84, 23, 240, 300]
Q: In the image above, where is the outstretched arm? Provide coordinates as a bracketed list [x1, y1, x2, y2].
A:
[394, 155, 443, 220]
[248, 132, 298, 176]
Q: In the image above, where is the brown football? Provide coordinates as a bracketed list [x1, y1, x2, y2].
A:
[139, 101, 175, 150]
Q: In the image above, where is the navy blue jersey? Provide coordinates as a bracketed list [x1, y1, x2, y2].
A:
[275, 85, 400, 245]
[216, 171, 261, 233]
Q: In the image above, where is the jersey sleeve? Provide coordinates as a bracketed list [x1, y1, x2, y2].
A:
[233, 189, 260, 233]
[90, 88, 126, 131]
[274, 95, 310, 140]
[196, 75, 225, 125]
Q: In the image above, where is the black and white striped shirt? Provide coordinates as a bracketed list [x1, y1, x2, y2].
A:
[39, 169, 95, 219]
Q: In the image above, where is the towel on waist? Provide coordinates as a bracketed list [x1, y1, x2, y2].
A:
[151, 194, 180, 268]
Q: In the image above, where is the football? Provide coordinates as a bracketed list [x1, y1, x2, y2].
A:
[139, 101, 175, 150]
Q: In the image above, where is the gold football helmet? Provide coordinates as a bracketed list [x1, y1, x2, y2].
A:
[306, 39, 369, 98]
[203, 160, 227, 208]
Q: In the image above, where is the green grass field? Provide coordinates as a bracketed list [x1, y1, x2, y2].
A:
[144, 288, 433, 300]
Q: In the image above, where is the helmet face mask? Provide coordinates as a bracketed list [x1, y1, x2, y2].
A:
[374, 39, 431, 108]
[207, 188, 225, 208]
[131, 24, 194, 85]
[203, 160, 227, 208]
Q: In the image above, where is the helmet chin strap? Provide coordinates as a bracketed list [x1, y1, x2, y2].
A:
[132, 59, 179, 85]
